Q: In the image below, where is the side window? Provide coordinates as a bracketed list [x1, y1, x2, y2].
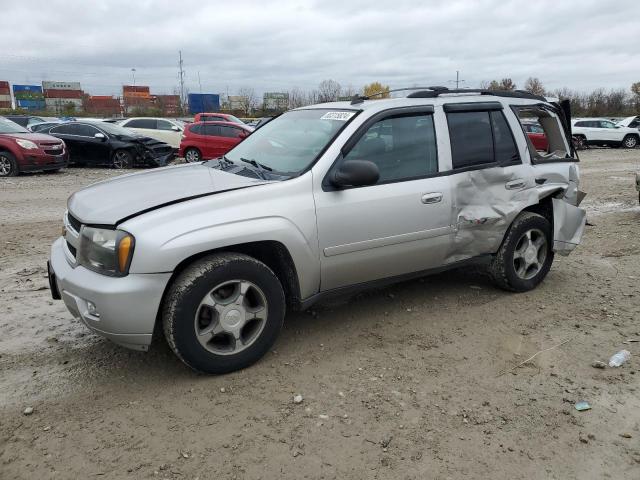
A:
[447, 111, 493, 169]
[203, 124, 221, 136]
[491, 111, 520, 165]
[125, 119, 156, 129]
[218, 125, 241, 138]
[599, 120, 615, 129]
[74, 124, 101, 137]
[156, 120, 175, 131]
[189, 124, 202, 135]
[343, 113, 438, 183]
[50, 124, 76, 135]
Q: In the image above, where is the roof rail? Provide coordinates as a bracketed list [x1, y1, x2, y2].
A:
[406, 88, 547, 102]
[350, 87, 547, 105]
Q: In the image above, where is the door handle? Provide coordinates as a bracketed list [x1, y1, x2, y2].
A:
[421, 192, 443, 204]
[505, 179, 526, 190]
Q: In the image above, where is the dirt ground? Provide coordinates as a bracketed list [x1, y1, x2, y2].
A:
[1, 149, 639, 479]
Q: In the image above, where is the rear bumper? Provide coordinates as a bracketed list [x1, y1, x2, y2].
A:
[49, 237, 172, 351]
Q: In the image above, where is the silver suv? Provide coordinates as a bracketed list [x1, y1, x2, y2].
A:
[48, 87, 587, 373]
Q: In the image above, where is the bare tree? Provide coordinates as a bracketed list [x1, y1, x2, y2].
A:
[317, 79, 341, 103]
[499, 78, 516, 91]
[237, 87, 258, 115]
[524, 77, 545, 96]
[288, 87, 307, 109]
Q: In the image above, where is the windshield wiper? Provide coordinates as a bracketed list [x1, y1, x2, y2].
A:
[240, 157, 272, 172]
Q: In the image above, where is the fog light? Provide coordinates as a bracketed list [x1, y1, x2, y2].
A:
[87, 301, 100, 318]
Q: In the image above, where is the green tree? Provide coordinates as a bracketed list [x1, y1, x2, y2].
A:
[524, 77, 545, 96]
[363, 82, 390, 99]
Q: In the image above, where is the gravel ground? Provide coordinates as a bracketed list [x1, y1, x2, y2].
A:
[1, 149, 639, 479]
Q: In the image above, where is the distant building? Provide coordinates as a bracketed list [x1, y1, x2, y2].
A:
[263, 92, 289, 111]
[228, 95, 247, 111]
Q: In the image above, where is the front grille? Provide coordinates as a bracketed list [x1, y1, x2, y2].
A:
[44, 149, 64, 156]
[67, 213, 82, 233]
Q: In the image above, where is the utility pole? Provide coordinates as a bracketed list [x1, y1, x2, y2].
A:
[198, 71, 202, 95]
[448, 70, 465, 89]
[178, 50, 186, 114]
[131, 68, 136, 87]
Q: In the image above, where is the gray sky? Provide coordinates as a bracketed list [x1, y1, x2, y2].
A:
[1, 0, 638, 97]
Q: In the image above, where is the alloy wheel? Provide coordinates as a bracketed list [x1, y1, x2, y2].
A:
[113, 151, 130, 169]
[185, 149, 201, 163]
[624, 136, 638, 148]
[194, 280, 268, 355]
[513, 228, 548, 280]
[0, 155, 11, 176]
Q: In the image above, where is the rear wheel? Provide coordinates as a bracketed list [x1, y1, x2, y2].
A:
[162, 253, 285, 374]
[0, 152, 18, 177]
[112, 149, 133, 169]
[622, 135, 638, 149]
[489, 212, 554, 292]
[573, 135, 586, 150]
[184, 148, 202, 163]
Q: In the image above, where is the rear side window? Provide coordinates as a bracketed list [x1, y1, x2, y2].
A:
[447, 111, 493, 169]
[125, 119, 156, 129]
[344, 113, 438, 183]
[447, 110, 519, 169]
[203, 124, 221, 136]
[491, 111, 519, 165]
[189, 124, 202, 134]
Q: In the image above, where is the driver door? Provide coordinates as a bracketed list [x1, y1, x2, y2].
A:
[313, 108, 452, 291]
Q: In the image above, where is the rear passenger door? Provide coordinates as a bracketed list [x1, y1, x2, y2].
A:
[314, 107, 453, 290]
[443, 102, 534, 261]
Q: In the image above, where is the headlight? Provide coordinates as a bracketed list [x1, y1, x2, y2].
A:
[15, 139, 38, 150]
[77, 227, 135, 277]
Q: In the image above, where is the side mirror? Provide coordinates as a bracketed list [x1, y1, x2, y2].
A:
[171, 125, 180, 131]
[331, 160, 379, 188]
[94, 132, 106, 140]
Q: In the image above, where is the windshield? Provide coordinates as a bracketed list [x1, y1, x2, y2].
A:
[226, 115, 244, 125]
[225, 109, 357, 174]
[90, 121, 137, 137]
[0, 117, 30, 134]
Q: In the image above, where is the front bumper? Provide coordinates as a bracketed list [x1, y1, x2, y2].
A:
[49, 237, 171, 351]
[18, 150, 68, 172]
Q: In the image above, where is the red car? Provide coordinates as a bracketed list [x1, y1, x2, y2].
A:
[179, 121, 252, 162]
[0, 117, 68, 177]
[193, 112, 246, 125]
[522, 122, 548, 151]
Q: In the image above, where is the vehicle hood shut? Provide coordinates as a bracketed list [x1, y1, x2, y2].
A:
[67, 163, 269, 225]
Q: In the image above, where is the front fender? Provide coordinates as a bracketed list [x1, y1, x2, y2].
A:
[128, 216, 320, 299]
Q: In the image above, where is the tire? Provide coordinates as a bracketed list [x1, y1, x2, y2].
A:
[489, 212, 554, 292]
[573, 135, 586, 150]
[622, 135, 638, 149]
[162, 253, 285, 374]
[112, 149, 133, 169]
[0, 151, 19, 177]
[184, 148, 202, 163]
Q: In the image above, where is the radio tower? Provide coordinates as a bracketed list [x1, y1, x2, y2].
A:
[178, 51, 186, 113]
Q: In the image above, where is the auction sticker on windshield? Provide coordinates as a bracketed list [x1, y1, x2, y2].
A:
[320, 111, 356, 121]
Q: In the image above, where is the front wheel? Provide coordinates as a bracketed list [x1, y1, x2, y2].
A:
[489, 212, 554, 292]
[573, 135, 586, 150]
[162, 253, 285, 374]
[0, 152, 18, 177]
[112, 149, 133, 169]
[622, 135, 638, 149]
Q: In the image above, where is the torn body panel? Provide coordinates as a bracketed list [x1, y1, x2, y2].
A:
[552, 197, 586, 255]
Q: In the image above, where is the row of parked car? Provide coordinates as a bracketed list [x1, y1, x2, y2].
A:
[0, 113, 275, 176]
[1, 110, 638, 177]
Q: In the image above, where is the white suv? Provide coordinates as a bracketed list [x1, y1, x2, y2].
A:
[119, 117, 184, 148]
[572, 118, 639, 149]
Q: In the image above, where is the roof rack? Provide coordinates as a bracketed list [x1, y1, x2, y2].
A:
[350, 86, 547, 104]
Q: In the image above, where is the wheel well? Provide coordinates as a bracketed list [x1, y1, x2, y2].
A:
[523, 195, 554, 228]
[165, 241, 302, 310]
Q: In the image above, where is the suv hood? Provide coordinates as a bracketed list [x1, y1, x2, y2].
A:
[68, 163, 269, 225]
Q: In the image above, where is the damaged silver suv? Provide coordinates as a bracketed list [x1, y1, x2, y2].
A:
[48, 87, 586, 373]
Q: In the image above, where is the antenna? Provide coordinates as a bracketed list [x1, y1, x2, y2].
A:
[448, 70, 465, 89]
[198, 71, 202, 95]
[178, 50, 186, 114]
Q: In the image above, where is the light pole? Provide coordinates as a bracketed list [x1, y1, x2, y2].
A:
[131, 68, 136, 88]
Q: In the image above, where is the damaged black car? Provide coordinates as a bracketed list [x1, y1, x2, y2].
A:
[45, 121, 175, 169]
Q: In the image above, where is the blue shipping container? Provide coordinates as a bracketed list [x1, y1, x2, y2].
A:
[16, 98, 46, 110]
[188, 93, 220, 115]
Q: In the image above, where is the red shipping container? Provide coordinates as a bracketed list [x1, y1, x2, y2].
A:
[123, 85, 150, 94]
[44, 89, 84, 99]
[0, 81, 9, 88]
[0, 101, 12, 109]
[0, 87, 10, 95]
